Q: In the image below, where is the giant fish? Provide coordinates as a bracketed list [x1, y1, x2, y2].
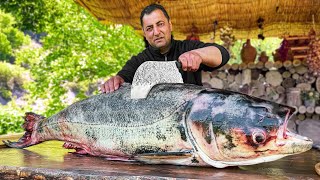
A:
[3, 83, 312, 168]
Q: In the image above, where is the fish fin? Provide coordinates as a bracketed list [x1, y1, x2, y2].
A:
[3, 112, 45, 149]
[63, 142, 134, 161]
[104, 155, 135, 162]
[134, 151, 201, 165]
[63, 142, 78, 149]
[63, 142, 89, 155]
[23, 112, 45, 131]
[71, 149, 89, 155]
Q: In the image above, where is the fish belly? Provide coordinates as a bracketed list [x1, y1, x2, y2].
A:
[34, 114, 192, 159]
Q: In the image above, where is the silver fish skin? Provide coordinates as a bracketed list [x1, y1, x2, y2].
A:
[4, 83, 313, 168]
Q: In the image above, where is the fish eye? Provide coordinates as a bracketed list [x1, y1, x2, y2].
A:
[252, 130, 266, 144]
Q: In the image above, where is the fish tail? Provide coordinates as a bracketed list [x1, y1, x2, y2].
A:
[23, 112, 45, 131]
[3, 112, 45, 148]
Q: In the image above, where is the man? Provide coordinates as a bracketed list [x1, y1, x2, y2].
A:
[100, 4, 229, 93]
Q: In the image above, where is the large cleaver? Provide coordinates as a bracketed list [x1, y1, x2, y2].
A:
[131, 61, 183, 99]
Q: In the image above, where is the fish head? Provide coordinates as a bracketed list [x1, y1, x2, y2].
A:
[185, 89, 313, 168]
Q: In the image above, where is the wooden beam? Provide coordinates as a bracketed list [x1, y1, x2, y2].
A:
[285, 36, 310, 40]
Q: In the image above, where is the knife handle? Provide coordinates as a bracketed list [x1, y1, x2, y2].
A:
[175, 61, 182, 70]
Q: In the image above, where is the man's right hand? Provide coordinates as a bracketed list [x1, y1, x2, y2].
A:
[100, 75, 124, 93]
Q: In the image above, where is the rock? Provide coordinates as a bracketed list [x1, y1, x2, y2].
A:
[0, 95, 9, 105]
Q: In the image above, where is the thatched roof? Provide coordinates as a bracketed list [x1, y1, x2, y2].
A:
[74, 0, 320, 41]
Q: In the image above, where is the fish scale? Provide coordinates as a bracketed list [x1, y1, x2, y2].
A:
[58, 83, 202, 127]
[4, 83, 313, 168]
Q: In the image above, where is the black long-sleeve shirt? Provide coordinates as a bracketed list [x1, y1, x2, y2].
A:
[117, 38, 230, 85]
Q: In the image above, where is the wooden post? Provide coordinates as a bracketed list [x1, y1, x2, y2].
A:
[242, 69, 251, 85]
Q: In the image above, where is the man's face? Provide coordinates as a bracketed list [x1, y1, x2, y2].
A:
[142, 9, 172, 53]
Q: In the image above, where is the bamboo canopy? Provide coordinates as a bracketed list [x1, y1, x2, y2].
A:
[74, 0, 320, 41]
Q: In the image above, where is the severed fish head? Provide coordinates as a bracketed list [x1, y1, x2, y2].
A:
[185, 89, 313, 168]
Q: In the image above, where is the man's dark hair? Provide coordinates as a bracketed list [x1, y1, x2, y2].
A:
[140, 4, 170, 27]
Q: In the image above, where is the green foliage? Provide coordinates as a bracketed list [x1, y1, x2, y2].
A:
[0, 33, 12, 60]
[14, 44, 43, 68]
[0, 61, 26, 86]
[251, 38, 282, 59]
[19, 0, 145, 116]
[228, 38, 282, 64]
[301, 89, 320, 101]
[0, 10, 30, 61]
[0, 61, 28, 100]
[0, 0, 59, 33]
[0, 104, 24, 135]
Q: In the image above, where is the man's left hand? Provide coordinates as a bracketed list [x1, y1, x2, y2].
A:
[178, 51, 202, 72]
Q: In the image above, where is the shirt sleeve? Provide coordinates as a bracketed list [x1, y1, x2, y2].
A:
[182, 40, 230, 72]
[208, 43, 230, 71]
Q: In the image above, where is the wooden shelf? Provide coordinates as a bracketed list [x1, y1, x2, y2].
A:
[293, 55, 308, 59]
[290, 46, 310, 51]
[284, 36, 314, 60]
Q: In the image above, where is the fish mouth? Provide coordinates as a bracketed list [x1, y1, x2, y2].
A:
[275, 128, 313, 153]
[274, 108, 312, 153]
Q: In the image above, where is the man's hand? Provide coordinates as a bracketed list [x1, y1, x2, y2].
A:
[178, 51, 203, 72]
[100, 75, 124, 93]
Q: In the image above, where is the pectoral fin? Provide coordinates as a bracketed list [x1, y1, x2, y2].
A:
[134, 151, 206, 166]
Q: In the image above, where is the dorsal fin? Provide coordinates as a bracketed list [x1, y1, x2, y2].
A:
[131, 61, 183, 99]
